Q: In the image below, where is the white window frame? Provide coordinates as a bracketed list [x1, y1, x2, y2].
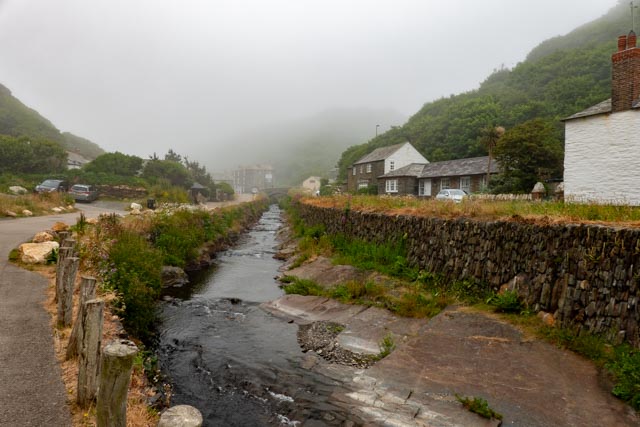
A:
[357, 181, 369, 190]
[460, 176, 471, 193]
[352, 167, 356, 176]
[366, 163, 372, 173]
[419, 179, 432, 196]
[480, 175, 487, 189]
[440, 178, 450, 190]
[385, 179, 398, 193]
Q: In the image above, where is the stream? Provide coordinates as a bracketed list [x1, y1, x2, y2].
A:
[156, 205, 360, 426]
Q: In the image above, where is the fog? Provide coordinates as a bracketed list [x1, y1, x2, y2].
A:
[0, 0, 618, 172]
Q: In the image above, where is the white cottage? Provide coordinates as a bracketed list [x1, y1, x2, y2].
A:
[564, 31, 640, 205]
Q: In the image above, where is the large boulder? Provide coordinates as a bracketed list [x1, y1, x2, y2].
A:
[22, 209, 33, 217]
[51, 222, 69, 232]
[130, 202, 143, 211]
[32, 231, 54, 243]
[19, 241, 59, 264]
[8, 186, 28, 195]
[162, 266, 189, 288]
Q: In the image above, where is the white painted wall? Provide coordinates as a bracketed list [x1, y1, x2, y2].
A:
[384, 143, 428, 174]
[564, 110, 640, 205]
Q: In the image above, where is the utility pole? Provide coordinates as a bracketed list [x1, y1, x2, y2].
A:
[632, 1, 638, 32]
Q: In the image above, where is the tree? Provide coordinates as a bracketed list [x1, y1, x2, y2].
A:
[0, 135, 67, 173]
[493, 118, 563, 193]
[164, 149, 182, 163]
[142, 159, 191, 188]
[84, 152, 143, 176]
[479, 125, 505, 189]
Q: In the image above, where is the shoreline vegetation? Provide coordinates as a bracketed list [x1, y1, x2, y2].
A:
[19, 198, 269, 426]
[278, 195, 640, 412]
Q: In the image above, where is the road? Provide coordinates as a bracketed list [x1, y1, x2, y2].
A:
[0, 201, 125, 426]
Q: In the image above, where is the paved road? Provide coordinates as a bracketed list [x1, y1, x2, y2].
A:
[0, 202, 126, 426]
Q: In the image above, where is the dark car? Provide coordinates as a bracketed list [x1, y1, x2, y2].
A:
[34, 179, 68, 193]
[69, 184, 99, 202]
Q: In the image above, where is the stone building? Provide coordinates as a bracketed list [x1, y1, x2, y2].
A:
[564, 31, 640, 205]
[346, 142, 428, 192]
[378, 156, 499, 197]
[233, 164, 274, 194]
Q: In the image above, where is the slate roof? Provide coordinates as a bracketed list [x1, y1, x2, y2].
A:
[378, 163, 427, 178]
[563, 99, 612, 121]
[353, 142, 407, 165]
[420, 156, 499, 178]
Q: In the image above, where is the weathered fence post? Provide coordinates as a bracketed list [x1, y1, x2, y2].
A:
[57, 256, 79, 327]
[76, 298, 104, 407]
[66, 276, 97, 360]
[158, 405, 203, 427]
[55, 245, 74, 303]
[96, 339, 138, 427]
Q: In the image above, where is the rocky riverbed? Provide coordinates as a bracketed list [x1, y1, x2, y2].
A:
[267, 224, 639, 426]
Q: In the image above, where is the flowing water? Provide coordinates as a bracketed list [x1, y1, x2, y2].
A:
[156, 205, 359, 426]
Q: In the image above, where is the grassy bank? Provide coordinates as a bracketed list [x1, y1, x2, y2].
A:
[304, 195, 640, 226]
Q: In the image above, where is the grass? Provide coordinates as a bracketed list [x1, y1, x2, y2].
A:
[0, 191, 74, 217]
[303, 195, 640, 226]
[455, 394, 503, 420]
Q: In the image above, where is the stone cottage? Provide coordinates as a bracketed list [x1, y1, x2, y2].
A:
[347, 142, 428, 192]
[564, 31, 640, 205]
[378, 156, 499, 197]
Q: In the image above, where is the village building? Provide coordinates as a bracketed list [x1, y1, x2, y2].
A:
[378, 156, 499, 197]
[232, 164, 274, 194]
[346, 142, 428, 192]
[301, 176, 322, 193]
[563, 31, 640, 205]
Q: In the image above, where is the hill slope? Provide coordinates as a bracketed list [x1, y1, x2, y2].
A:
[0, 83, 104, 161]
[337, 2, 628, 180]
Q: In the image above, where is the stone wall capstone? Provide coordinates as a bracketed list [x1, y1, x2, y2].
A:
[296, 201, 640, 347]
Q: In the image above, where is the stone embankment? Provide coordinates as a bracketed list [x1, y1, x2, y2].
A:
[295, 201, 640, 346]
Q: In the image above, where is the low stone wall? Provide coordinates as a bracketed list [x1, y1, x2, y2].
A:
[296, 201, 640, 346]
[96, 185, 147, 199]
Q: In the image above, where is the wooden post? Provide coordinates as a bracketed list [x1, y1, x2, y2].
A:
[96, 339, 138, 427]
[57, 256, 79, 327]
[55, 245, 74, 303]
[66, 276, 97, 360]
[77, 298, 104, 408]
[158, 405, 203, 427]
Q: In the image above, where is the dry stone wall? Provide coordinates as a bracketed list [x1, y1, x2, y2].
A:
[296, 201, 640, 346]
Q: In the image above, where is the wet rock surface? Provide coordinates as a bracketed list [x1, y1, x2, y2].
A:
[297, 321, 377, 369]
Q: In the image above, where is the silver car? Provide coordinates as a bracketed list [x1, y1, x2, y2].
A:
[69, 184, 99, 202]
[435, 189, 468, 203]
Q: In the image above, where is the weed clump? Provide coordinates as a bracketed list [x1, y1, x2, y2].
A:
[455, 394, 503, 420]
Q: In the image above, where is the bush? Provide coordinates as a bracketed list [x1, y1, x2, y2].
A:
[103, 230, 163, 341]
[489, 290, 523, 313]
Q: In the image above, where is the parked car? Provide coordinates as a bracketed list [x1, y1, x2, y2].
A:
[435, 189, 468, 203]
[34, 179, 68, 193]
[69, 184, 99, 202]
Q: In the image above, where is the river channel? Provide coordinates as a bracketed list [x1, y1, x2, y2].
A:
[156, 205, 361, 426]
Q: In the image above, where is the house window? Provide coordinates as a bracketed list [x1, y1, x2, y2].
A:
[389, 161, 395, 171]
[385, 179, 398, 193]
[480, 175, 487, 189]
[460, 176, 471, 193]
[440, 178, 450, 190]
[358, 182, 369, 190]
[366, 164, 372, 173]
[352, 168, 356, 176]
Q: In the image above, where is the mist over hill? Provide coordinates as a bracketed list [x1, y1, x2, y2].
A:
[210, 107, 406, 186]
[0, 83, 104, 161]
[336, 1, 628, 180]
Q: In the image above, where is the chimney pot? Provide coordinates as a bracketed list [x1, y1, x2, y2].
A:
[619, 35, 628, 51]
[629, 31, 637, 49]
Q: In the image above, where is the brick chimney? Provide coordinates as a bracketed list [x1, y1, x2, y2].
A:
[612, 31, 640, 112]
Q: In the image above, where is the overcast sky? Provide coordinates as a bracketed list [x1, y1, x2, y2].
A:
[0, 0, 619, 170]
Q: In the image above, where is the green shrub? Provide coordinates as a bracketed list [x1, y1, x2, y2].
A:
[607, 345, 640, 409]
[103, 230, 163, 341]
[282, 277, 324, 296]
[455, 395, 502, 420]
[488, 290, 523, 313]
